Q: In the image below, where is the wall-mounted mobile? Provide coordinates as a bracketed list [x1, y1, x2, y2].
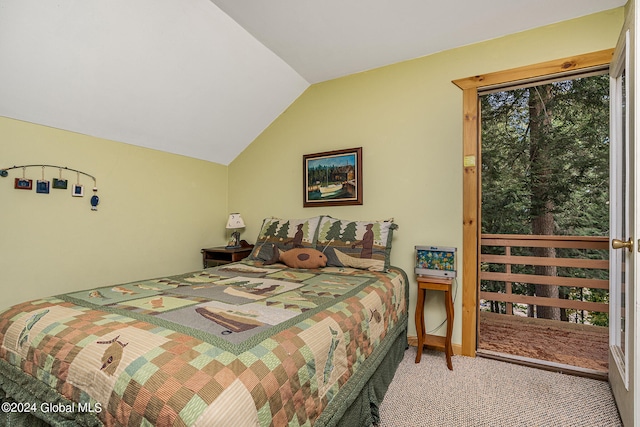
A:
[0, 164, 100, 211]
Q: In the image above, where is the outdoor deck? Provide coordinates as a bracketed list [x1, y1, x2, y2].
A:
[478, 311, 609, 378]
[477, 233, 610, 379]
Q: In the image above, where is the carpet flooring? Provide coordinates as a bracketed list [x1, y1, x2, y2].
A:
[379, 348, 622, 427]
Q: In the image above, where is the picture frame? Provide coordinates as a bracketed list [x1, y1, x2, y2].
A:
[14, 178, 33, 190]
[36, 180, 50, 194]
[303, 147, 362, 207]
[72, 184, 84, 197]
[53, 178, 68, 189]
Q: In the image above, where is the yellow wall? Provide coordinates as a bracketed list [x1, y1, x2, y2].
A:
[0, 117, 228, 310]
[228, 8, 624, 344]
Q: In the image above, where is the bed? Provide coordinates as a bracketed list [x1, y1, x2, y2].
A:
[0, 216, 408, 426]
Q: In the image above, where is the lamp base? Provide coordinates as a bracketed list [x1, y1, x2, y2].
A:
[226, 230, 241, 249]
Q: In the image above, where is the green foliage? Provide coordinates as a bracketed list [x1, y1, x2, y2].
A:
[480, 74, 610, 325]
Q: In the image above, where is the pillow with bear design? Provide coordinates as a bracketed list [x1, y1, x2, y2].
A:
[247, 217, 322, 261]
[315, 216, 397, 271]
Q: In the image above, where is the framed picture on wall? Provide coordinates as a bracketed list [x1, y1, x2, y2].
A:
[14, 178, 33, 190]
[72, 184, 84, 197]
[303, 147, 362, 207]
[36, 180, 50, 194]
[53, 178, 68, 189]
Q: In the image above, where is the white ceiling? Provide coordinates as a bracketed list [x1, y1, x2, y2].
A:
[211, 0, 627, 84]
[0, 0, 626, 165]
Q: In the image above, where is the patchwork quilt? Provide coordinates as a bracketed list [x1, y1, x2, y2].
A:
[0, 261, 408, 426]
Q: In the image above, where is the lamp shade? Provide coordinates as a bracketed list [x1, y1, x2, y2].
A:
[226, 213, 245, 229]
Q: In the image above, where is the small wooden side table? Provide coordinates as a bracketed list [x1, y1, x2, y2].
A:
[201, 246, 254, 268]
[415, 275, 454, 370]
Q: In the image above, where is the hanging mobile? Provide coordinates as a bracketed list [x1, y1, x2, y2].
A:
[90, 186, 99, 211]
[2, 164, 98, 210]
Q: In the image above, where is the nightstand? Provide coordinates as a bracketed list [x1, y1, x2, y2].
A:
[415, 275, 454, 370]
[201, 246, 254, 268]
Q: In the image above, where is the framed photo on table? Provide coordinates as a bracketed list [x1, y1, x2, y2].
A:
[303, 147, 362, 207]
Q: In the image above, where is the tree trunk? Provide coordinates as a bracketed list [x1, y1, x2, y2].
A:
[531, 206, 560, 320]
[529, 85, 561, 321]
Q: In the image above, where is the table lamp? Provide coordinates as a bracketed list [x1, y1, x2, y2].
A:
[225, 213, 245, 249]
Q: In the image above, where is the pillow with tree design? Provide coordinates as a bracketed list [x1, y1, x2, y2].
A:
[315, 216, 397, 271]
[247, 217, 322, 261]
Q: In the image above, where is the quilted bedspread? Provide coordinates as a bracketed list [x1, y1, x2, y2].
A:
[0, 261, 407, 426]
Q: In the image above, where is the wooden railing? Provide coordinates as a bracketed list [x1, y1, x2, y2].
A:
[480, 234, 609, 316]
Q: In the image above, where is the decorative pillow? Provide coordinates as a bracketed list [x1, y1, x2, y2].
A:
[316, 217, 397, 271]
[263, 245, 328, 269]
[247, 216, 322, 261]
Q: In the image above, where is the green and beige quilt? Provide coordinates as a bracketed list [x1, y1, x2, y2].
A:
[0, 260, 408, 426]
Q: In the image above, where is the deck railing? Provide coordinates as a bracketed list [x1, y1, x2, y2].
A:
[480, 234, 609, 317]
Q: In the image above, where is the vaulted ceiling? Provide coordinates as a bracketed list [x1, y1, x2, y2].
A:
[0, 0, 625, 165]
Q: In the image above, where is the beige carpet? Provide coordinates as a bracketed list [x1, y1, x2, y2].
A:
[379, 348, 622, 427]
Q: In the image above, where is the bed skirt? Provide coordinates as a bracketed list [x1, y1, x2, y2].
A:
[331, 325, 407, 427]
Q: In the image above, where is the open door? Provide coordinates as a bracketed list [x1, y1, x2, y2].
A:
[609, 2, 637, 425]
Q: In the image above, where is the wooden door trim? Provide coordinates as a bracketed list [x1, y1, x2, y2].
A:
[452, 49, 614, 357]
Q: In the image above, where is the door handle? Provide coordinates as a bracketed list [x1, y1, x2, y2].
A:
[612, 238, 634, 252]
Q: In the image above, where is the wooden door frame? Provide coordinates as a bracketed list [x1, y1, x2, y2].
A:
[452, 49, 614, 357]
